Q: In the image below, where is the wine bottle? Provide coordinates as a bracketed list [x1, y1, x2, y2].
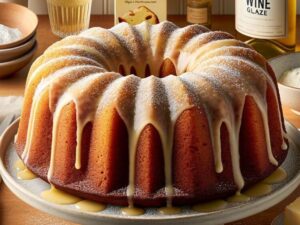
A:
[235, 0, 296, 59]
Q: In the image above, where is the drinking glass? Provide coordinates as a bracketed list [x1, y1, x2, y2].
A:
[47, 0, 92, 38]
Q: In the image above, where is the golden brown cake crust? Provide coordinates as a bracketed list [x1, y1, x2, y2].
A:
[15, 21, 288, 207]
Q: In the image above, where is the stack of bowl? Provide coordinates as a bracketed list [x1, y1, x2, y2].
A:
[0, 3, 38, 78]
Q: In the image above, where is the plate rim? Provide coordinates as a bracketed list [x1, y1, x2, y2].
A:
[0, 118, 300, 225]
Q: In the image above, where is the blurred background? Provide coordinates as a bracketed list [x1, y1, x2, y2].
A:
[1, 0, 300, 15]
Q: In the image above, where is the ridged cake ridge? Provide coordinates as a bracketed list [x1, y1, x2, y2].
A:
[16, 21, 287, 207]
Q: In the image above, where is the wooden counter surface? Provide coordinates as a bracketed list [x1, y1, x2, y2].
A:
[0, 15, 299, 225]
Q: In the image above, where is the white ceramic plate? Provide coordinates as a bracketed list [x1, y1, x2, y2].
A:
[272, 213, 284, 225]
[0, 119, 300, 225]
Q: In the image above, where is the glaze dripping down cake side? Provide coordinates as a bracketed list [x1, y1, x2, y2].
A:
[15, 21, 288, 207]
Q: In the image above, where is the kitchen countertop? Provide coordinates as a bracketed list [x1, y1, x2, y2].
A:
[0, 15, 299, 225]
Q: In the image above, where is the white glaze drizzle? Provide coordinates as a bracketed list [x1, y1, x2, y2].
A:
[19, 21, 288, 208]
[21, 65, 106, 162]
[26, 56, 102, 88]
[181, 72, 244, 189]
[195, 55, 285, 158]
[197, 53, 288, 150]
[161, 76, 193, 205]
[47, 72, 120, 179]
[199, 64, 277, 168]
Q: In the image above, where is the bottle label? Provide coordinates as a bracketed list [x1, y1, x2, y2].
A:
[187, 7, 208, 24]
[235, 0, 288, 39]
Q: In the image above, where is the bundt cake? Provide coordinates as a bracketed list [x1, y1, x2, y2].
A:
[15, 21, 288, 207]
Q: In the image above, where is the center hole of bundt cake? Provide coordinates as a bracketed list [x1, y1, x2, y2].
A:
[118, 58, 177, 77]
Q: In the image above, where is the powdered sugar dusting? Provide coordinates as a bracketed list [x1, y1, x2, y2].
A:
[21, 21, 287, 207]
[0, 24, 22, 44]
[162, 75, 193, 122]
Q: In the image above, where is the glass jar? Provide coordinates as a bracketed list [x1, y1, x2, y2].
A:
[187, 0, 212, 28]
[47, 0, 92, 38]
